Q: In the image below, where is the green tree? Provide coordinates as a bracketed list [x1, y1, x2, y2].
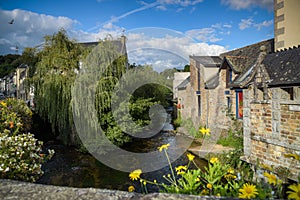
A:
[30, 29, 85, 145]
[0, 54, 21, 78]
[183, 64, 190, 72]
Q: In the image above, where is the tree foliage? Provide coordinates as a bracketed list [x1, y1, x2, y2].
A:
[0, 48, 38, 79]
[0, 54, 21, 78]
[30, 30, 85, 145]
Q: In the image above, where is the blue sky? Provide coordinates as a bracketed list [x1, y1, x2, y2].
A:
[0, 0, 274, 71]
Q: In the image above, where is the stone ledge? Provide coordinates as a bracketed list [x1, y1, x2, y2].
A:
[0, 179, 239, 200]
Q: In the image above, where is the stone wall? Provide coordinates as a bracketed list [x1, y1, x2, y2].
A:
[0, 179, 231, 200]
[243, 87, 300, 181]
[173, 72, 190, 99]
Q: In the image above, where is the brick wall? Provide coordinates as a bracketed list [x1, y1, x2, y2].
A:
[280, 104, 300, 144]
[243, 87, 300, 181]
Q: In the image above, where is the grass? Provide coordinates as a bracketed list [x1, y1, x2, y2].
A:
[217, 129, 243, 149]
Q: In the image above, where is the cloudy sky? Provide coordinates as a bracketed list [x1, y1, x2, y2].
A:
[0, 0, 274, 71]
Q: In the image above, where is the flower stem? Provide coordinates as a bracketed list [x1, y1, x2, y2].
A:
[164, 149, 177, 187]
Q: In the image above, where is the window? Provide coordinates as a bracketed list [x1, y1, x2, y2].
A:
[226, 67, 233, 88]
[282, 87, 293, 100]
[229, 69, 233, 82]
[227, 97, 231, 111]
[197, 69, 201, 91]
[236, 90, 243, 119]
[198, 95, 201, 116]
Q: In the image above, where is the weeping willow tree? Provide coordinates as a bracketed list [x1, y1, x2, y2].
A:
[71, 38, 162, 153]
[32, 30, 161, 149]
[31, 30, 85, 145]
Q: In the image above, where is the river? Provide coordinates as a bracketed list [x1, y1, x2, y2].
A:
[36, 111, 207, 193]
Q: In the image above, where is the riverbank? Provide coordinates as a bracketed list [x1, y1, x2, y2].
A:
[176, 127, 235, 159]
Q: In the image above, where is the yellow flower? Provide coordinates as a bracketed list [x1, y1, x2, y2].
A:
[129, 169, 142, 181]
[238, 183, 259, 199]
[284, 153, 300, 161]
[227, 168, 234, 174]
[263, 172, 278, 186]
[287, 183, 300, 200]
[200, 189, 209, 195]
[260, 163, 273, 171]
[206, 183, 213, 189]
[158, 143, 170, 152]
[187, 153, 195, 161]
[128, 185, 135, 192]
[224, 173, 236, 180]
[199, 127, 210, 136]
[0, 101, 7, 107]
[153, 180, 157, 184]
[143, 181, 147, 186]
[175, 165, 187, 175]
[210, 157, 219, 164]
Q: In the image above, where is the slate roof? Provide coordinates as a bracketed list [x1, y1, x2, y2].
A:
[80, 37, 127, 55]
[176, 76, 190, 90]
[205, 73, 219, 89]
[264, 46, 300, 87]
[221, 39, 274, 88]
[220, 39, 274, 74]
[190, 56, 222, 67]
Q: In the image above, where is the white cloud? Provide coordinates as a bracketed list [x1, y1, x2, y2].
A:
[221, 0, 273, 10]
[0, 9, 227, 73]
[0, 9, 77, 54]
[158, 0, 204, 7]
[185, 22, 232, 43]
[186, 28, 221, 43]
[126, 28, 227, 72]
[223, 24, 232, 28]
[156, 5, 167, 10]
[239, 17, 273, 30]
[239, 18, 254, 30]
[254, 19, 273, 30]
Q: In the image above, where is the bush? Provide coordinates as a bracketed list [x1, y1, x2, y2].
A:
[0, 98, 54, 182]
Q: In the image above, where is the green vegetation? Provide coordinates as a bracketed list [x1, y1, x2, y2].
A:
[217, 128, 243, 149]
[0, 54, 20, 78]
[0, 98, 54, 182]
[28, 30, 173, 149]
[129, 142, 299, 199]
[29, 29, 85, 146]
[0, 48, 38, 78]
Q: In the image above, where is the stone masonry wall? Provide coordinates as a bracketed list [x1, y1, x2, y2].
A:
[243, 87, 300, 181]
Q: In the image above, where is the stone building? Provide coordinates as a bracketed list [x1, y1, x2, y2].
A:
[241, 45, 300, 181]
[240, 0, 300, 182]
[176, 40, 273, 132]
[180, 56, 222, 128]
[173, 0, 300, 181]
[173, 72, 190, 100]
[274, 0, 300, 51]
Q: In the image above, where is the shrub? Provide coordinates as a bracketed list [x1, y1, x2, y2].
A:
[0, 98, 54, 182]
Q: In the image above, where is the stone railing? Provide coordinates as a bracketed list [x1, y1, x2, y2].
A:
[0, 179, 239, 200]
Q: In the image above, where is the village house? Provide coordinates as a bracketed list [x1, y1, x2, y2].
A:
[174, 56, 223, 128]
[175, 0, 300, 181]
[241, 0, 300, 181]
[242, 44, 300, 181]
[175, 39, 274, 131]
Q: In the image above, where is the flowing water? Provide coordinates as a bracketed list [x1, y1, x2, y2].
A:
[37, 111, 207, 193]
